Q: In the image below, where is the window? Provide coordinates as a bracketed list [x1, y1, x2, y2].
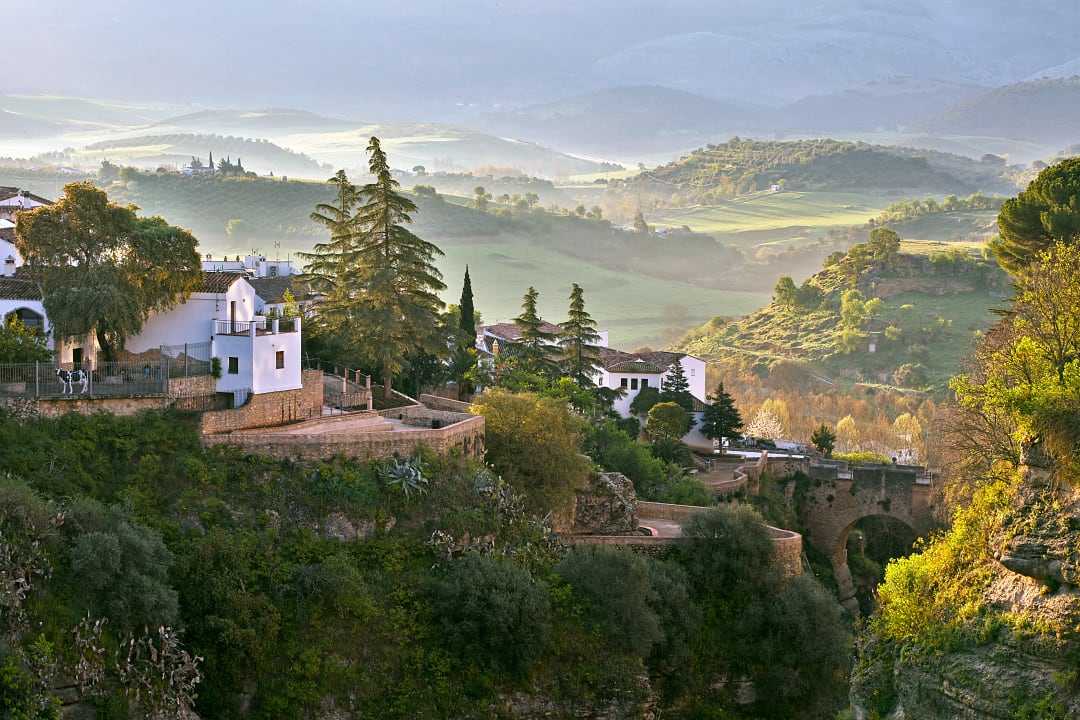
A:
[228, 356, 239, 375]
[641, 378, 649, 388]
[275, 350, 285, 369]
[690, 367, 695, 376]
[631, 378, 639, 390]
[620, 378, 628, 388]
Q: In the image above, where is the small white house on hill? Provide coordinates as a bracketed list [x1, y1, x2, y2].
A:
[595, 348, 707, 418]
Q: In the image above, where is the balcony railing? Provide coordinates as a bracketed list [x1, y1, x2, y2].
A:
[214, 317, 300, 336]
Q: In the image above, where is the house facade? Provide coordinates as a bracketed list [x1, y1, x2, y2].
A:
[476, 321, 710, 444]
[595, 349, 707, 419]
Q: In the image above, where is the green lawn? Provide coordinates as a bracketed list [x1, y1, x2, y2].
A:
[647, 191, 893, 237]
[437, 239, 769, 349]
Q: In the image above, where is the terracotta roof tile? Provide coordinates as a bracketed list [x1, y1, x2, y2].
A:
[196, 272, 245, 294]
[0, 277, 41, 300]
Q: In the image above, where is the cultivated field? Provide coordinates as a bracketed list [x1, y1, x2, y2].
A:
[647, 191, 892, 236]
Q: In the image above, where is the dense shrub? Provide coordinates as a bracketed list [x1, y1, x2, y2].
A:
[556, 546, 662, 657]
[472, 389, 591, 513]
[428, 554, 551, 677]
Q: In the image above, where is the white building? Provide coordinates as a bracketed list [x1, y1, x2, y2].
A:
[2, 270, 302, 399]
[0, 189, 50, 222]
[475, 321, 710, 445]
[595, 348, 707, 419]
[1, 221, 21, 277]
[202, 254, 299, 278]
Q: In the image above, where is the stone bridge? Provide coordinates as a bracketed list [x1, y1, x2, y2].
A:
[797, 461, 935, 613]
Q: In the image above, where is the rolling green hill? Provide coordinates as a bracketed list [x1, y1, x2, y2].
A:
[53, 133, 330, 177]
[678, 238, 1008, 391]
[614, 138, 1012, 205]
[0, 167, 768, 348]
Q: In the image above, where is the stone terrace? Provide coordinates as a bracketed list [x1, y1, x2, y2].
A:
[202, 391, 485, 462]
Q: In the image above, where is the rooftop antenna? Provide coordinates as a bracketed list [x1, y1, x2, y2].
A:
[273, 241, 281, 261]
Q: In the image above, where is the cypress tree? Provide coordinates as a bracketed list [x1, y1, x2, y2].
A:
[559, 282, 602, 383]
[514, 286, 557, 374]
[459, 265, 476, 339]
[700, 382, 743, 443]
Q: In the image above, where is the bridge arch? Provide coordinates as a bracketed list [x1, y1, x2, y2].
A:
[796, 463, 934, 614]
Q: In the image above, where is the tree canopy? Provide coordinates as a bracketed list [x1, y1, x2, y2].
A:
[558, 283, 602, 384]
[993, 158, 1080, 275]
[15, 182, 201, 360]
[303, 140, 446, 398]
[700, 382, 742, 442]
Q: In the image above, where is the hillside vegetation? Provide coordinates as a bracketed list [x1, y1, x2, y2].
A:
[45, 133, 330, 177]
[0, 397, 850, 719]
[679, 231, 1008, 391]
[614, 138, 1013, 206]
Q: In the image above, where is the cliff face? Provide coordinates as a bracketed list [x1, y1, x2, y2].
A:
[851, 447, 1080, 719]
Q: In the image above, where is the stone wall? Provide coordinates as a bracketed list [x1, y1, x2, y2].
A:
[203, 415, 485, 462]
[31, 395, 172, 417]
[418, 394, 473, 413]
[578, 501, 805, 576]
[200, 370, 323, 434]
[167, 374, 216, 398]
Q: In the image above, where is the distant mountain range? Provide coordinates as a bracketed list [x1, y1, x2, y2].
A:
[915, 77, 1080, 144]
[477, 86, 759, 156]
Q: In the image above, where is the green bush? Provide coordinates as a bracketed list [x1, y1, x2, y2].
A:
[428, 554, 551, 677]
[556, 546, 662, 657]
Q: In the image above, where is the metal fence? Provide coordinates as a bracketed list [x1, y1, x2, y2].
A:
[0, 360, 170, 399]
[159, 341, 212, 378]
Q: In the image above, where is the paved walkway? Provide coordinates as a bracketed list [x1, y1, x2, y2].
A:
[638, 517, 683, 538]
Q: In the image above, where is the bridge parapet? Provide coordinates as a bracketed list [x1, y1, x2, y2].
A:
[799, 462, 935, 613]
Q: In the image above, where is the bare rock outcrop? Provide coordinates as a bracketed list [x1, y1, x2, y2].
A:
[572, 472, 639, 535]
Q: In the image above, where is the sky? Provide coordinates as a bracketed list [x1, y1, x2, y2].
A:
[9, 1, 1080, 118]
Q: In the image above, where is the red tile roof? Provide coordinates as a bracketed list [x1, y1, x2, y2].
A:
[0, 277, 41, 300]
[196, 272, 246, 294]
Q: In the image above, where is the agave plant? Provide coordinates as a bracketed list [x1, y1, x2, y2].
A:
[380, 456, 428, 498]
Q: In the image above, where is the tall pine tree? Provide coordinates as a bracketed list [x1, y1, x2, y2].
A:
[661, 357, 694, 412]
[559, 283, 602, 384]
[513, 286, 557, 374]
[347, 138, 446, 400]
[301, 170, 360, 296]
[700, 382, 743, 444]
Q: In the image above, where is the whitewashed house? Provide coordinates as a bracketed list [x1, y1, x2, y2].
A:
[475, 321, 710, 445]
[1, 221, 22, 278]
[202, 253, 299, 278]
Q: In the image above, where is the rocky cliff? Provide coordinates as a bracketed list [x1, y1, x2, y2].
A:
[851, 442, 1080, 719]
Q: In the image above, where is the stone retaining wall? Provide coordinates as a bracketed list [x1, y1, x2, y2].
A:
[200, 370, 323, 434]
[32, 395, 173, 417]
[167, 374, 216, 398]
[418, 394, 473, 413]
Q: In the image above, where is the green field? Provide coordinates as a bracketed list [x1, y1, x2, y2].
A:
[437, 239, 769, 349]
[648, 191, 892, 236]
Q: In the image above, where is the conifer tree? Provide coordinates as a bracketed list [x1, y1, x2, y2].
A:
[459, 265, 476, 339]
[559, 283, 602, 384]
[513, 286, 557, 374]
[700, 382, 743, 443]
[454, 266, 478, 397]
[301, 170, 359, 295]
[661, 357, 694, 412]
[354, 137, 447, 400]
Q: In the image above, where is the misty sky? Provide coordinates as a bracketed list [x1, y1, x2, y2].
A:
[10, 1, 1080, 118]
